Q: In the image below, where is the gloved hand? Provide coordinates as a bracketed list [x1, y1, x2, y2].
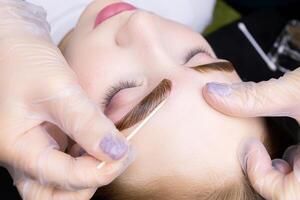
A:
[15, 177, 97, 200]
[202, 67, 300, 200]
[9, 123, 134, 200]
[0, 0, 134, 198]
[9, 124, 97, 200]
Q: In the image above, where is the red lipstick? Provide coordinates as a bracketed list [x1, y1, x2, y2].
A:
[94, 2, 137, 28]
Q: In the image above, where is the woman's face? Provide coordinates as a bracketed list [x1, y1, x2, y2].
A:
[63, 0, 268, 194]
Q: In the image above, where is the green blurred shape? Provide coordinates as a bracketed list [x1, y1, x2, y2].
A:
[203, 0, 241, 35]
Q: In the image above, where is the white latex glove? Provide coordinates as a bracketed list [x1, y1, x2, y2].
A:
[8, 124, 134, 200]
[202, 67, 300, 200]
[9, 124, 96, 200]
[0, 0, 134, 198]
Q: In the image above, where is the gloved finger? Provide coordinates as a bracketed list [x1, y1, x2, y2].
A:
[35, 85, 130, 163]
[9, 126, 135, 190]
[15, 176, 97, 200]
[239, 138, 285, 200]
[68, 143, 86, 158]
[202, 68, 300, 121]
[271, 159, 292, 174]
[282, 145, 300, 166]
[292, 148, 300, 185]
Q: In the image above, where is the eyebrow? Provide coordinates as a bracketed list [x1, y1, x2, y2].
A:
[115, 79, 172, 131]
[192, 61, 235, 73]
[115, 62, 232, 130]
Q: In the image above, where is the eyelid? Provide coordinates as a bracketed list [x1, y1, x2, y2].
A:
[184, 47, 212, 64]
[185, 53, 217, 67]
[104, 85, 147, 122]
[103, 80, 141, 108]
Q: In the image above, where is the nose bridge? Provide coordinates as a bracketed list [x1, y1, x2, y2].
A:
[116, 11, 159, 47]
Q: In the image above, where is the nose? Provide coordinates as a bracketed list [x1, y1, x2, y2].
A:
[115, 10, 159, 48]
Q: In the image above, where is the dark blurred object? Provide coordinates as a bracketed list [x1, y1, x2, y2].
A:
[225, 0, 300, 14]
[0, 167, 21, 199]
[268, 20, 300, 72]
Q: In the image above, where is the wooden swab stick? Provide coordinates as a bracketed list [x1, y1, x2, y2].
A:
[97, 99, 167, 169]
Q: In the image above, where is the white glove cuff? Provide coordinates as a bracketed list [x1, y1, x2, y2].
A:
[0, 0, 50, 39]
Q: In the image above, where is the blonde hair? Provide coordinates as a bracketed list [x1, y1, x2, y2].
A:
[95, 175, 264, 200]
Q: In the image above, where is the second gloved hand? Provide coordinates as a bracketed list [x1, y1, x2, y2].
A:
[202, 67, 300, 199]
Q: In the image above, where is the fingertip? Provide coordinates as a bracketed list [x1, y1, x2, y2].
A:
[97, 145, 136, 171]
[272, 159, 292, 174]
[282, 145, 300, 182]
[203, 82, 230, 106]
[202, 82, 245, 117]
[282, 145, 300, 166]
[204, 82, 233, 97]
[238, 138, 256, 173]
[99, 132, 130, 161]
[68, 143, 87, 157]
[238, 138, 285, 199]
[238, 138, 272, 177]
[290, 147, 300, 183]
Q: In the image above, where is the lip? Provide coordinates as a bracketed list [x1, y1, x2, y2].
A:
[94, 2, 137, 28]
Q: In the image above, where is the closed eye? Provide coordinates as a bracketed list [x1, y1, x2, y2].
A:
[103, 80, 140, 108]
[183, 47, 213, 65]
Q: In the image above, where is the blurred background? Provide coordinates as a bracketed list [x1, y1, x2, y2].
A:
[204, 0, 300, 82]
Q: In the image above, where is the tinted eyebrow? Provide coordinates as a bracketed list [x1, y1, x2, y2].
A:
[192, 61, 235, 73]
[115, 79, 172, 131]
[115, 62, 232, 130]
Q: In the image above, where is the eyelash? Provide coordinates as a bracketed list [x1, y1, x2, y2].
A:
[184, 47, 211, 64]
[103, 80, 139, 107]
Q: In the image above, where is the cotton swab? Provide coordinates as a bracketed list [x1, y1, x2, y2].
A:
[97, 99, 167, 169]
[238, 22, 277, 71]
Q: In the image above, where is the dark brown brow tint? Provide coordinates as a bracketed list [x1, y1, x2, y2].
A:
[116, 79, 172, 131]
[193, 61, 234, 73]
